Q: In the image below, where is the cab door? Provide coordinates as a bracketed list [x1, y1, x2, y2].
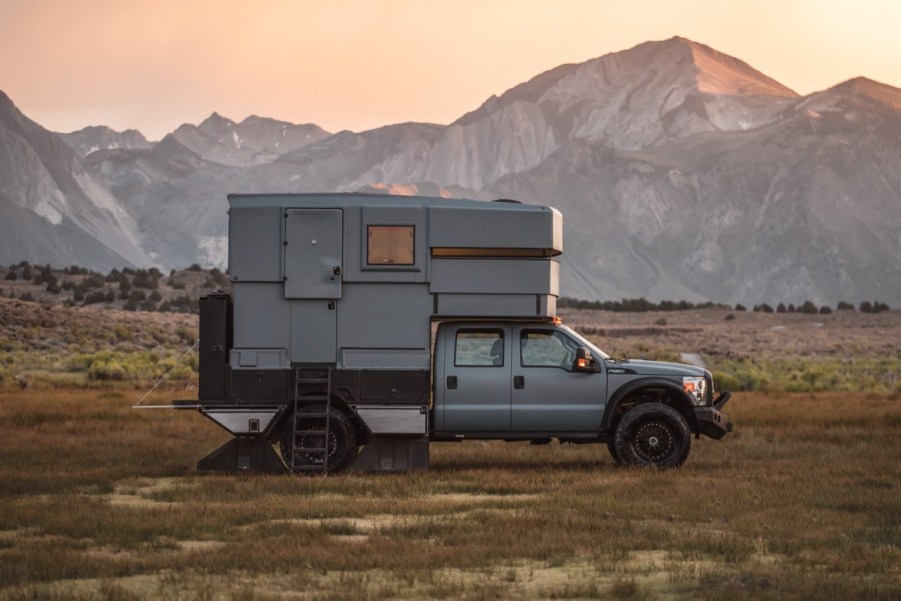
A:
[441, 325, 512, 432]
[511, 325, 606, 431]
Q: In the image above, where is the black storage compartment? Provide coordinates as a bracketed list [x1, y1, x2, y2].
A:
[231, 370, 289, 403]
[360, 370, 429, 403]
[199, 293, 232, 401]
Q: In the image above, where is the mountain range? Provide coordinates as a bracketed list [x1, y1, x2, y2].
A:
[2, 37, 899, 305]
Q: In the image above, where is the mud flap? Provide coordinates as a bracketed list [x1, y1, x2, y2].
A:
[197, 437, 288, 473]
[349, 437, 429, 472]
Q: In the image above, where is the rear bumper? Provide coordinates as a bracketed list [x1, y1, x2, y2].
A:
[694, 391, 733, 439]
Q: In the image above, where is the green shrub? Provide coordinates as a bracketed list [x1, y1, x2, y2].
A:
[87, 359, 126, 381]
[799, 300, 818, 314]
[712, 371, 740, 392]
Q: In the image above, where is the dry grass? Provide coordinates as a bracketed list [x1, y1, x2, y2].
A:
[0, 388, 898, 599]
[561, 307, 901, 361]
[563, 308, 901, 392]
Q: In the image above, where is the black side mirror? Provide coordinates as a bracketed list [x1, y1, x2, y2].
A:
[574, 347, 599, 372]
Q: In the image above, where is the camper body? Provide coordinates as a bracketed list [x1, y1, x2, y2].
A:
[186, 193, 731, 473]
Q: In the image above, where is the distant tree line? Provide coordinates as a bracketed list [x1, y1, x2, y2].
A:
[559, 295, 892, 313]
[558, 297, 731, 312]
[1, 261, 231, 314]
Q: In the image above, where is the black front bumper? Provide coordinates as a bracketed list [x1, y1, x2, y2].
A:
[693, 391, 733, 440]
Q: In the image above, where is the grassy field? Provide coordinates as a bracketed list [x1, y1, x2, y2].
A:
[0, 387, 898, 600]
[562, 307, 901, 393]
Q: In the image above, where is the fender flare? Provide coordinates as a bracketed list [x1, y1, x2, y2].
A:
[601, 377, 697, 432]
[267, 394, 371, 443]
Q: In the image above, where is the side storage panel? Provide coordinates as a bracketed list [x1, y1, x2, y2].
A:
[199, 294, 232, 402]
[291, 300, 337, 364]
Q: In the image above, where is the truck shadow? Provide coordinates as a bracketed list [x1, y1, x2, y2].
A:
[426, 458, 614, 472]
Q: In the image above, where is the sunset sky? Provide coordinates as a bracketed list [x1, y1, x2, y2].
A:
[2, 0, 900, 140]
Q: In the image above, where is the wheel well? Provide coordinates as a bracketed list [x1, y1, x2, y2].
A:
[269, 393, 370, 443]
[605, 386, 697, 433]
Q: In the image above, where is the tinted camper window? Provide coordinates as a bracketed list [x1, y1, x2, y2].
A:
[368, 225, 414, 265]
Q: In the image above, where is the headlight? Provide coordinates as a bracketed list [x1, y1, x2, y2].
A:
[683, 376, 708, 406]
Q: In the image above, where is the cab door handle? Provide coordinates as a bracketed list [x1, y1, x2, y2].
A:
[514, 376, 525, 389]
[447, 376, 457, 390]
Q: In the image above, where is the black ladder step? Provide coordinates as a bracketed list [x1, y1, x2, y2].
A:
[291, 367, 333, 474]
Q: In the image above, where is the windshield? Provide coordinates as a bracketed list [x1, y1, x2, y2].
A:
[558, 324, 610, 359]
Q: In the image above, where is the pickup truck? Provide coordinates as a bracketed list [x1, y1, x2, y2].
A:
[272, 319, 732, 473]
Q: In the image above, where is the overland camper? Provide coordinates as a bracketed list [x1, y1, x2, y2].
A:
[177, 193, 732, 473]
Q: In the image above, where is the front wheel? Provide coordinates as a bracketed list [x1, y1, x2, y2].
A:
[279, 406, 358, 473]
[606, 441, 624, 465]
[614, 403, 691, 469]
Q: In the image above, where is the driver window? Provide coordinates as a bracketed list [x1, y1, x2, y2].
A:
[520, 330, 578, 369]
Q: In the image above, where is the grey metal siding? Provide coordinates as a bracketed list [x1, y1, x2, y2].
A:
[428, 206, 562, 253]
[430, 259, 559, 295]
[336, 283, 432, 351]
[229, 206, 283, 283]
[232, 283, 291, 352]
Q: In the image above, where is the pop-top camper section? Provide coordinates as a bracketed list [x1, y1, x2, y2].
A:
[224, 193, 562, 374]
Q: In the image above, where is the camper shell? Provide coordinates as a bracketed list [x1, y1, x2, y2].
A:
[186, 192, 731, 473]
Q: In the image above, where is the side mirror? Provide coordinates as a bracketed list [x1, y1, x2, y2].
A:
[574, 347, 599, 372]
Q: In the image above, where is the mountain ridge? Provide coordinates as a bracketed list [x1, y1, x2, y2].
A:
[2, 37, 900, 305]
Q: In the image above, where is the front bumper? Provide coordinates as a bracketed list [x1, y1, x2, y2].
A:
[693, 391, 733, 440]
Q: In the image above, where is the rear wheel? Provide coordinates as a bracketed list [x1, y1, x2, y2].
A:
[279, 406, 358, 473]
[614, 403, 690, 468]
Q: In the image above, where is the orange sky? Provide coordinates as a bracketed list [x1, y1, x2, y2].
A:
[2, 0, 900, 139]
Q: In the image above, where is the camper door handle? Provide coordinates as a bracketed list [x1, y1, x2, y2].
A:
[447, 376, 457, 390]
[514, 376, 525, 389]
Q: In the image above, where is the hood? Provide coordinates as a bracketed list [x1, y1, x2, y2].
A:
[605, 358, 708, 378]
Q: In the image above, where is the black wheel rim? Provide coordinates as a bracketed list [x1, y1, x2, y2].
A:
[297, 428, 338, 464]
[632, 420, 675, 462]
[281, 421, 339, 465]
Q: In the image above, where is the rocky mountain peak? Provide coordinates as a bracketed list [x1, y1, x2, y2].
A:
[829, 77, 901, 109]
[672, 38, 799, 98]
[0, 89, 14, 112]
[198, 111, 236, 133]
[59, 125, 152, 158]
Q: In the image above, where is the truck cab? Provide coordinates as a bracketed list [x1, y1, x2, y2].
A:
[431, 320, 730, 468]
[434, 322, 606, 435]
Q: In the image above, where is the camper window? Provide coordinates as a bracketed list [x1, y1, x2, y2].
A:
[368, 225, 415, 265]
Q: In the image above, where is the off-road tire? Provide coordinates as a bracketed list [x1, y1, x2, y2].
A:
[607, 441, 624, 465]
[614, 403, 691, 469]
[280, 405, 358, 473]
